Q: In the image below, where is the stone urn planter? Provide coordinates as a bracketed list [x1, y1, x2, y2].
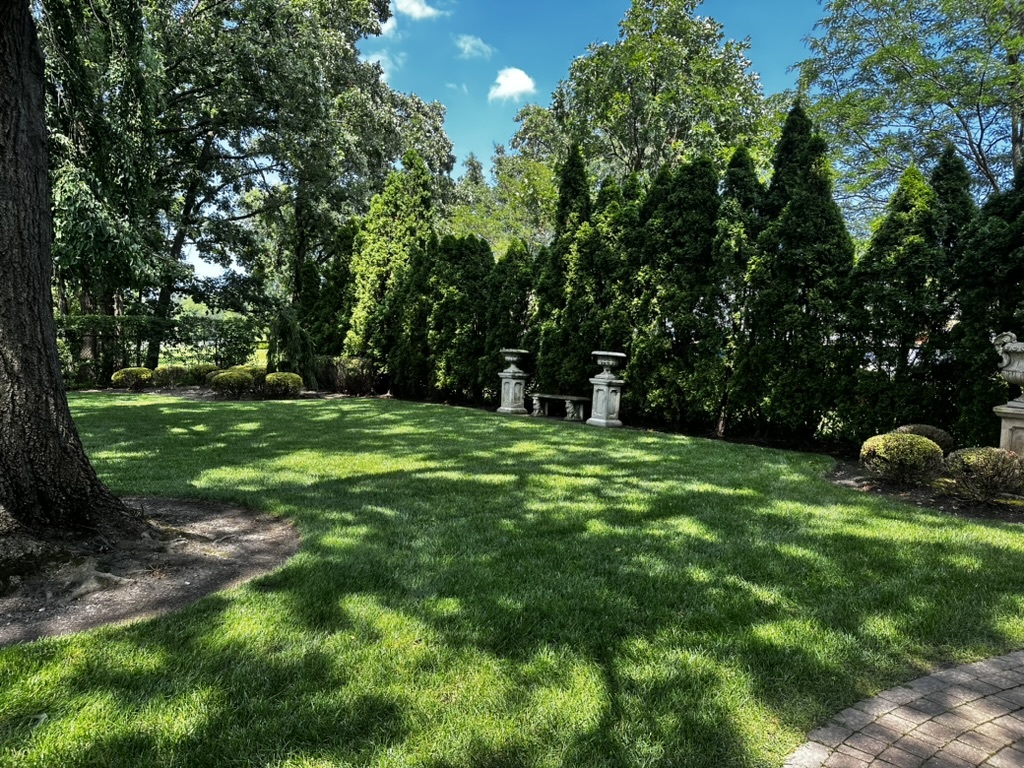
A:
[497, 348, 529, 415]
[587, 351, 626, 428]
[992, 332, 1024, 453]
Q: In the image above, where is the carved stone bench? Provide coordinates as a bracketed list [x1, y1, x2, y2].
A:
[529, 393, 589, 421]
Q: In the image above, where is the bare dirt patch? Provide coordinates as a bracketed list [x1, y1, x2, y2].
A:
[0, 497, 299, 646]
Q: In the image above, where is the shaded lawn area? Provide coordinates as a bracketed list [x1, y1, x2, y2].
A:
[3, 394, 1024, 767]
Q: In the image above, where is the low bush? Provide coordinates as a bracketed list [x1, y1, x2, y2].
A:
[892, 424, 955, 455]
[265, 372, 303, 399]
[110, 367, 153, 391]
[860, 433, 944, 485]
[946, 447, 1024, 501]
[152, 365, 188, 387]
[210, 370, 253, 399]
[204, 368, 225, 385]
[186, 363, 220, 386]
[230, 365, 267, 396]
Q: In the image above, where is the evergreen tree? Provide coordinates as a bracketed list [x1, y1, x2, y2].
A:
[711, 145, 765, 436]
[846, 165, 947, 437]
[427, 235, 493, 401]
[483, 240, 534, 388]
[345, 150, 435, 387]
[739, 104, 856, 442]
[950, 174, 1024, 445]
[627, 157, 722, 429]
[533, 145, 592, 392]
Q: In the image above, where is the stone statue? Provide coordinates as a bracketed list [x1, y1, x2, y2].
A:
[993, 332, 1024, 453]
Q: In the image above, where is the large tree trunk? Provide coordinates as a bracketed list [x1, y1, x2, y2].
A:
[0, 0, 131, 532]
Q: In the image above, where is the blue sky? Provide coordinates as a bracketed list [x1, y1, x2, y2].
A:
[361, 0, 826, 175]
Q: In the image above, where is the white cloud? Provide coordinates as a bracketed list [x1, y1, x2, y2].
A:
[394, 0, 444, 19]
[455, 34, 493, 60]
[379, 15, 397, 37]
[488, 67, 536, 102]
[365, 49, 406, 81]
[446, 82, 469, 94]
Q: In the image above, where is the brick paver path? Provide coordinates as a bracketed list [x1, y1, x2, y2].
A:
[784, 651, 1024, 768]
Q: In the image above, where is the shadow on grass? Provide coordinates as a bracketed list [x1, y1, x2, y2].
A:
[2, 394, 1024, 767]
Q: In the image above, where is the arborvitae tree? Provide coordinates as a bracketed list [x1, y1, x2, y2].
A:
[483, 239, 534, 386]
[533, 145, 592, 392]
[344, 150, 435, 385]
[627, 157, 722, 430]
[711, 145, 765, 437]
[387, 234, 436, 399]
[846, 165, 946, 437]
[739, 104, 856, 442]
[303, 218, 360, 356]
[950, 174, 1024, 445]
[427, 234, 493, 401]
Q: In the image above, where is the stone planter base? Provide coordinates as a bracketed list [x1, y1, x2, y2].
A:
[994, 400, 1024, 454]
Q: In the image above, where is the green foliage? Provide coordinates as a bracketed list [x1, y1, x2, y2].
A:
[333, 356, 377, 396]
[345, 151, 436, 380]
[230, 365, 268, 396]
[544, 0, 766, 177]
[186, 363, 220, 386]
[627, 157, 724, 428]
[860, 433, 944, 485]
[845, 166, 949, 437]
[946, 447, 1024, 502]
[210, 370, 254, 399]
[152, 365, 188, 387]
[483, 240, 534, 383]
[737, 103, 856, 441]
[267, 309, 318, 389]
[799, 0, 1023, 217]
[264, 372, 303, 399]
[949, 175, 1024, 445]
[110, 367, 153, 391]
[892, 424, 956, 456]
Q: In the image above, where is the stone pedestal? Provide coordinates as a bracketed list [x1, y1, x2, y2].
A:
[586, 351, 626, 428]
[497, 349, 529, 415]
[994, 401, 1024, 454]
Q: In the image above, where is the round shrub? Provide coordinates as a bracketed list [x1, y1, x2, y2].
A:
[946, 447, 1024, 501]
[204, 368, 226, 385]
[186, 363, 220, 386]
[111, 367, 153, 391]
[152, 365, 188, 387]
[892, 424, 955, 455]
[230, 365, 267, 395]
[860, 433, 944, 485]
[265, 372, 303, 399]
[210, 370, 253, 399]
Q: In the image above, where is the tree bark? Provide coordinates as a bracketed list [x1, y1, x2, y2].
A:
[0, 0, 131, 532]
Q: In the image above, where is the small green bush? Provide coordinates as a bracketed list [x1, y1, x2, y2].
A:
[204, 368, 226, 385]
[152, 365, 188, 387]
[231, 365, 267, 395]
[111, 367, 153, 391]
[892, 424, 955, 455]
[186, 363, 220, 386]
[946, 447, 1024, 501]
[860, 433, 944, 485]
[265, 372, 303, 399]
[210, 370, 253, 399]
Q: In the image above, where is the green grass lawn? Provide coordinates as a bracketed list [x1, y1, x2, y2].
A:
[3, 394, 1024, 767]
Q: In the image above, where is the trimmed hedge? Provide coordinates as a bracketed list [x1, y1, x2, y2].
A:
[152, 365, 188, 387]
[111, 367, 153, 391]
[265, 372, 303, 399]
[892, 424, 955, 455]
[946, 447, 1024, 501]
[860, 433, 944, 485]
[230, 365, 267, 396]
[210, 370, 253, 399]
[187, 363, 220, 386]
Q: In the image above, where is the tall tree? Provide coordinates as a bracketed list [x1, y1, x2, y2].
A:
[529, 0, 765, 179]
[799, 0, 1024, 213]
[0, 0, 131, 530]
[737, 104, 856, 442]
[847, 165, 948, 436]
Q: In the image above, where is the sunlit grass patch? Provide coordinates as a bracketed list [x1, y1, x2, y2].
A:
[1, 392, 1024, 767]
